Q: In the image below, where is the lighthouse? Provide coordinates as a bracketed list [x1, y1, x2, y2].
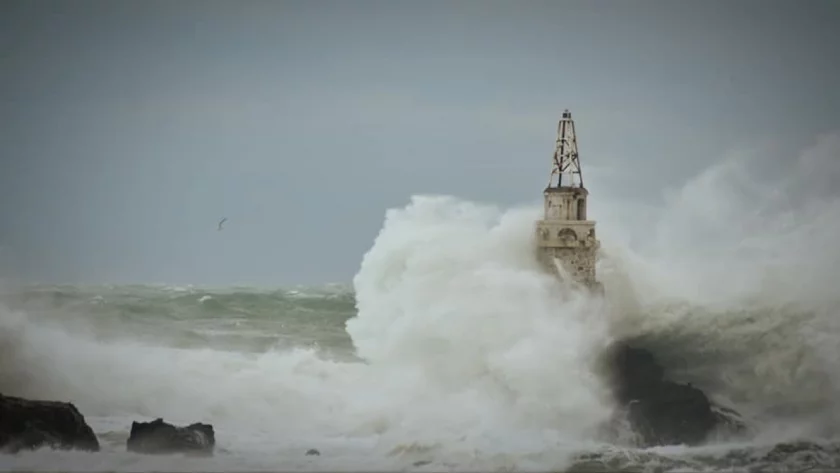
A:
[535, 110, 602, 292]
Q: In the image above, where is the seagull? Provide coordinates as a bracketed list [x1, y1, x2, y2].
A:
[218, 217, 227, 231]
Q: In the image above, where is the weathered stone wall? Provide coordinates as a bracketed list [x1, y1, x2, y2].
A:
[536, 221, 597, 248]
[537, 246, 599, 287]
[544, 188, 588, 221]
[535, 215, 600, 289]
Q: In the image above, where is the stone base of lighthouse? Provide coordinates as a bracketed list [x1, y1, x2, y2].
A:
[535, 219, 603, 294]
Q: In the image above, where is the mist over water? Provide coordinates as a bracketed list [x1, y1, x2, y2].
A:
[594, 132, 840, 446]
[1, 132, 839, 471]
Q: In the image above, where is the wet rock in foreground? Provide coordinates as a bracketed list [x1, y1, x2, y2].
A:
[600, 342, 747, 447]
[126, 418, 215, 456]
[0, 392, 100, 453]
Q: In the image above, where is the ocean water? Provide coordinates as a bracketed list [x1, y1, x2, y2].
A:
[2, 134, 840, 472]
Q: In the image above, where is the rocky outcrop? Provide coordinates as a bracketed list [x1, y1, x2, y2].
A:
[0, 393, 100, 453]
[126, 418, 215, 456]
[600, 342, 746, 447]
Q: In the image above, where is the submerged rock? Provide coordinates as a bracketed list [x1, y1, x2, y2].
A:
[126, 418, 215, 456]
[0, 392, 100, 453]
[600, 342, 746, 447]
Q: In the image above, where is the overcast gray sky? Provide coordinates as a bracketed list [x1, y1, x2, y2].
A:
[1, 0, 838, 286]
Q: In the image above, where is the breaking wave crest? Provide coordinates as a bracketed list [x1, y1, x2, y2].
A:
[1, 131, 839, 471]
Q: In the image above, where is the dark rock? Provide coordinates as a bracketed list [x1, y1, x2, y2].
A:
[600, 342, 745, 447]
[0, 392, 100, 453]
[305, 448, 320, 456]
[711, 404, 749, 439]
[607, 345, 664, 401]
[126, 418, 214, 456]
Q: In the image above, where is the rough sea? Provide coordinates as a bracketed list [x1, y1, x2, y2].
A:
[2, 135, 840, 472]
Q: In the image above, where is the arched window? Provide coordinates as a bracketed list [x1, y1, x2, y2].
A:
[557, 228, 578, 243]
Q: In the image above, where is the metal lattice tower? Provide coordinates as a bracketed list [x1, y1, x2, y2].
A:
[548, 109, 584, 189]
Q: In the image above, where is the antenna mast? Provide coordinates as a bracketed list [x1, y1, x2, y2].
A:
[548, 109, 584, 189]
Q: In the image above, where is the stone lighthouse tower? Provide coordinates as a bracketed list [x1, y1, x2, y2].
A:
[535, 109, 602, 292]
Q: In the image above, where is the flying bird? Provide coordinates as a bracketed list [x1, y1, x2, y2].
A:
[218, 217, 227, 231]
